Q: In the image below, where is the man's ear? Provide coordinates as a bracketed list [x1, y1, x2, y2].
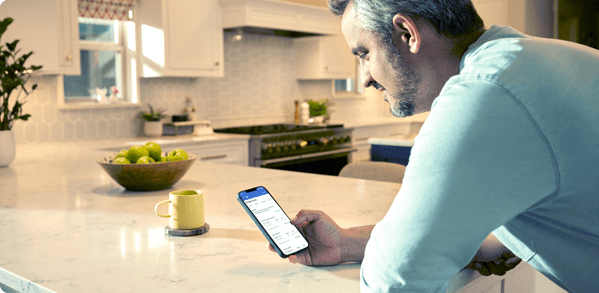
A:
[391, 14, 420, 54]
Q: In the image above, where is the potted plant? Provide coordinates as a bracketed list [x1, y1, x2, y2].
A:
[308, 99, 334, 124]
[0, 17, 43, 167]
[140, 103, 166, 137]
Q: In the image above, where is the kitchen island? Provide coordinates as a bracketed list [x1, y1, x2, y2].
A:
[0, 140, 525, 293]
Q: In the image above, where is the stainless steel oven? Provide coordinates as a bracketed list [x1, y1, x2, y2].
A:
[214, 124, 356, 176]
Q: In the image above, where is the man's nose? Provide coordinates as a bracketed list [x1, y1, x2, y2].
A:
[361, 63, 374, 88]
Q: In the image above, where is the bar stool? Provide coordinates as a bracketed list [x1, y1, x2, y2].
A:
[338, 161, 406, 183]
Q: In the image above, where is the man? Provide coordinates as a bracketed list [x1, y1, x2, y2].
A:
[269, 0, 599, 292]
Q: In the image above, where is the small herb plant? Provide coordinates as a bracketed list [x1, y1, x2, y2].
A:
[0, 17, 43, 131]
[308, 99, 333, 118]
[141, 103, 166, 121]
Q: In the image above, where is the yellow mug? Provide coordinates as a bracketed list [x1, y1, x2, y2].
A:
[155, 190, 205, 230]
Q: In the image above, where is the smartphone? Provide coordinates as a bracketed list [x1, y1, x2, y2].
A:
[237, 186, 309, 258]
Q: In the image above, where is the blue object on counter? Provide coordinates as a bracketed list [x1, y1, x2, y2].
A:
[370, 144, 411, 166]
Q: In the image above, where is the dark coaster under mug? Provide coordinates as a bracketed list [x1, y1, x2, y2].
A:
[164, 223, 210, 237]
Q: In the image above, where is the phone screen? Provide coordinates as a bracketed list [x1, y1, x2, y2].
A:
[238, 186, 308, 257]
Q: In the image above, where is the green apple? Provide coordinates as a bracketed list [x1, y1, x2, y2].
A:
[167, 149, 188, 161]
[126, 145, 149, 163]
[114, 149, 128, 159]
[113, 157, 131, 164]
[159, 156, 169, 162]
[144, 142, 162, 162]
[136, 156, 156, 164]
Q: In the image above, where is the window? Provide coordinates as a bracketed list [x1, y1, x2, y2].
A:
[62, 17, 137, 105]
[332, 60, 365, 98]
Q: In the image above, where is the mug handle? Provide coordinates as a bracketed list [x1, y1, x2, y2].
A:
[155, 200, 172, 218]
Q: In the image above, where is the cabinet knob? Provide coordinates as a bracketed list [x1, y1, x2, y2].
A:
[324, 66, 328, 70]
[66, 55, 72, 61]
[214, 61, 220, 66]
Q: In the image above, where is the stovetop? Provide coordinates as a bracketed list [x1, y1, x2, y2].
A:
[214, 124, 344, 135]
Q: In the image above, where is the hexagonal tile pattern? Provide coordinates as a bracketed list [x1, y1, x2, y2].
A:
[51, 122, 62, 141]
[38, 123, 50, 142]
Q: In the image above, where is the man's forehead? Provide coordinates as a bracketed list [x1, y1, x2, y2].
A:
[340, 1, 358, 43]
[340, 0, 355, 28]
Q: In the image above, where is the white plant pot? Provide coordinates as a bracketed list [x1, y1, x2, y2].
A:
[312, 115, 325, 124]
[0, 129, 16, 167]
[144, 121, 163, 137]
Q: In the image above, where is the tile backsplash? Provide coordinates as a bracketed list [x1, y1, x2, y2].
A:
[13, 32, 392, 144]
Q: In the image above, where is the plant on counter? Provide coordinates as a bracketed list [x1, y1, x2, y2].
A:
[0, 17, 43, 131]
[140, 103, 167, 121]
[308, 99, 334, 120]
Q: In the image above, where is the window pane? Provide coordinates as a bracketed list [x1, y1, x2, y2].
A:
[64, 50, 123, 102]
[335, 79, 354, 93]
[79, 18, 117, 43]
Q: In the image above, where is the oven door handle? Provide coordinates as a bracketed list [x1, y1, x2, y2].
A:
[257, 148, 358, 166]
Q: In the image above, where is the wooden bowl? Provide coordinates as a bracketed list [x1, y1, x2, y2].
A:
[97, 155, 197, 191]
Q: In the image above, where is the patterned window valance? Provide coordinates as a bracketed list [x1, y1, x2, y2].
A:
[78, 0, 135, 21]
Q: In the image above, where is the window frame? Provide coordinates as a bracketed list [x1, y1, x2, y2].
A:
[331, 59, 366, 99]
[57, 14, 140, 110]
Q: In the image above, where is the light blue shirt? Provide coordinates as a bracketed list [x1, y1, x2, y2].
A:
[360, 25, 599, 292]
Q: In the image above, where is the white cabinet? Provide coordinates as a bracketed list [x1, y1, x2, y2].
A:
[178, 140, 249, 166]
[295, 35, 356, 80]
[351, 123, 412, 163]
[137, 0, 224, 78]
[352, 125, 378, 163]
[471, 0, 554, 38]
[0, 0, 80, 75]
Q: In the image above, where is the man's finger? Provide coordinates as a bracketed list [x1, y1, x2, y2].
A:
[291, 210, 323, 225]
[505, 256, 522, 268]
[487, 261, 507, 276]
[475, 262, 492, 276]
[267, 243, 275, 252]
[291, 250, 311, 266]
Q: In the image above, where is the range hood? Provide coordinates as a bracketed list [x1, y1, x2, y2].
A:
[221, 0, 341, 37]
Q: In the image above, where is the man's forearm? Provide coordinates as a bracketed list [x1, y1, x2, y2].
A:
[341, 225, 375, 263]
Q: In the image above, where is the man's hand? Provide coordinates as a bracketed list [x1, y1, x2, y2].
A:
[268, 210, 345, 266]
[465, 233, 522, 276]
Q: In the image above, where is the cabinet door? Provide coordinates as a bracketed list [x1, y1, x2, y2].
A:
[138, 0, 224, 77]
[165, 0, 223, 76]
[295, 36, 355, 79]
[320, 36, 355, 78]
[183, 141, 248, 166]
[0, 0, 80, 75]
[351, 125, 379, 162]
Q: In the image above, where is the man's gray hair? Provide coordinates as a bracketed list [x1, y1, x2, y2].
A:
[328, 0, 484, 46]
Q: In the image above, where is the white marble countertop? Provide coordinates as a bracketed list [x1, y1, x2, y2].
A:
[329, 112, 429, 129]
[368, 137, 415, 147]
[0, 141, 487, 293]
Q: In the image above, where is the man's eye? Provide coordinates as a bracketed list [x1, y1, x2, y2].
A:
[357, 52, 368, 60]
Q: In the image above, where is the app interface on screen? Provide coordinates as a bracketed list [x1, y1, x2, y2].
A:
[240, 187, 308, 255]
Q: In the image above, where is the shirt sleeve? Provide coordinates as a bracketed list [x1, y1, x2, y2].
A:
[360, 79, 558, 292]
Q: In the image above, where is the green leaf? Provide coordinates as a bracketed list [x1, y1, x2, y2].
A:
[32, 84, 37, 90]
[6, 39, 18, 52]
[0, 18, 14, 38]
[18, 114, 30, 121]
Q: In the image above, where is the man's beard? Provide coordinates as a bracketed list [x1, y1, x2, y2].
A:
[385, 46, 420, 118]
